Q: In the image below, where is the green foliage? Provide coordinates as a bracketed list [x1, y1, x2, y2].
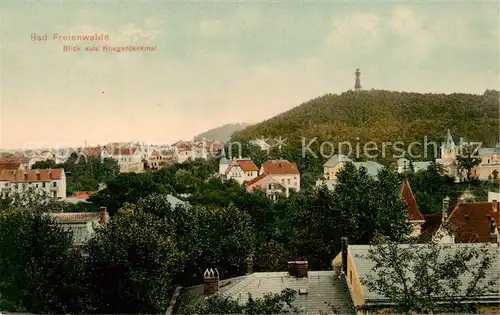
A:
[232, 90, 499, 181]
[176, 203, 256, 284]
[456, 143, 482, 181]
[31, 153, 119, 195]
[359, 236, 499, 314]
[0, 205, 87, 313]
[292, 163, 411, 269]
[88, 172, 171, 215]
[180, 288, 299, 315]
[195, 123, 253, 142]
[84, 206, 185, 313]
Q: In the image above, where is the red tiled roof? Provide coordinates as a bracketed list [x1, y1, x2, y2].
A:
[0, 169, 64, 181]
[246, 173, 267, 187]
[447, 201, 500, 243]
[67, 191, 92, 199]
[81, 146, 103, 157]
[236, 160, 259, 172]
[261, 160, 299, 175]
[0, 162, 22, 172]
[401, 178, 425, 221]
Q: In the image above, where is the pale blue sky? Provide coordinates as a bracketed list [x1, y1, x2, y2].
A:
[1, 1, 498, 149]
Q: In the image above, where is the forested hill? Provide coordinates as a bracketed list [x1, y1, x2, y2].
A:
[232, 90, 499, 154]
[195, 123, 252, 142]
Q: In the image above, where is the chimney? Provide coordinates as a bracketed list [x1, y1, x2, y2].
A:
[287, 261, 308, 278]
[247, 255, 254, 274]
[99, 207, 108, 225]
[490, 218, 498, 243]
[341, 237, 348, 275]
[442, 196, 450, 223]
[203, 268, 219, 295]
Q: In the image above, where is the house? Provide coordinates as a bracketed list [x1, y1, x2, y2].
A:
[173, 139, 223, 164]
[396, 158, 432, 173]
[401, 178, 426, 237]
[317, 154, 384, 189]
[489, 191, 500, 202]
[474, 146, 500, 180]
[50, 207, 108, 246]
[225, 158, 259, 185]
[168, 261, 355, 315]
[102, 146, 144, 173]
[246, 160, 300, 200]
[421, 197, 500, 244]
[64, 191, 92, 204]
[0, 168, 66, 199]
[435, 129, 500, 181]
[165, 194, 190, 209]
[0, 161, 24, 172]
[334, 241, 500, 314]
[148, 149, 175, 170]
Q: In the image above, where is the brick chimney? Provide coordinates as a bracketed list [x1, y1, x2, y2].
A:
[99, 207, 108, 225]
[203, 268, 219, 295]
[246, 255, 254, 274]
[341, 237, 348, 275]
[287, 261, 308, 278]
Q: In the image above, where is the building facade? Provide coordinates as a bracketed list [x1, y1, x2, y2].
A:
[0, 168, 66, 199]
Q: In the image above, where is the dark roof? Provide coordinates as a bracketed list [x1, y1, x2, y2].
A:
[172, 271, 354, 315]
[401, 178, 425, 221]
[419, 213, 443, 243]
[448, 202, 500, 243]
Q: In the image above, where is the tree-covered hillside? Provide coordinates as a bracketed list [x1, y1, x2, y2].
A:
[232, 90, 499, 162]
[195, 123, 253, 142]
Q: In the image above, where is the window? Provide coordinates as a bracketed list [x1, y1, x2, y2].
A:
[42, 182, 46, 188]
[287, 179, 291, 184]
[53, 182, 57, 187]
[268, 184, 272, 190]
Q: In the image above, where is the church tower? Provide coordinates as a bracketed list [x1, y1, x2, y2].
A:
[218, 145, 229, 176]
[354, 69, 361, 91]
[441, 129, 457, 160]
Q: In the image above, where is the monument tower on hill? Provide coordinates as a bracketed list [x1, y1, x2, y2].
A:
[354, 69, 361, 91]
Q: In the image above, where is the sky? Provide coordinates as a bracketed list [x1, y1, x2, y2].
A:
[1, 1, 499, 150]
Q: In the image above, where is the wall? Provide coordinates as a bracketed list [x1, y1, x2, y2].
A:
[346, 249, 365, 308]
[324, 162, 346, 181]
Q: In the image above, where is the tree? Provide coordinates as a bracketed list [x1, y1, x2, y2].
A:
[83, 205, 185, 313]
[456, 143, 482, 182]
[179, 288, 299, 315]
[88, 172, 171, 215]
[176, 204, 256, 284]
[292, 163, 412, 269]
[359, 236, 499, 314]
[492, 169, 499, 180]
[0, 203, 87, 313]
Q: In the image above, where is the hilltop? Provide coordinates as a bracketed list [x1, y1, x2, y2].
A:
[195, 123, 253, 142]
[232, 90, 499, 162]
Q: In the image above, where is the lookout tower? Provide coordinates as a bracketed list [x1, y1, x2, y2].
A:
[354, 69, 361, 91]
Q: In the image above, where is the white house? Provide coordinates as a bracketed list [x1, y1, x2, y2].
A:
[0, 168, 67, 199]
[488, 191, 500, 203]
[102, 147, 143, 173]
[225, 158, 259, 185]
[246, 160, 301, 200]
[396, 158, 432, 173]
